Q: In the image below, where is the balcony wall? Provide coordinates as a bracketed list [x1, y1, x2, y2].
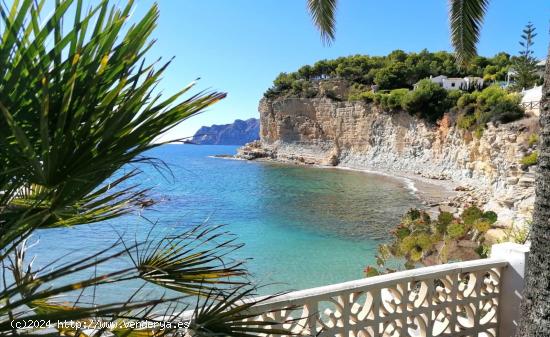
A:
[247, 243, 529, 337]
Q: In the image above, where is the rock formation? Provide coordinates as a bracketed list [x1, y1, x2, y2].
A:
[192, 118, 259, 145]
[238, 96, 537, 226]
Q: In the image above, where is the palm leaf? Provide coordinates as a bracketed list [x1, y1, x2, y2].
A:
[307, 0, 337, 45]
[190, 287, 305, 337]
[0, 0, 226, 244]
[449, 0, 489, 65]
[132, 224, 248, 295]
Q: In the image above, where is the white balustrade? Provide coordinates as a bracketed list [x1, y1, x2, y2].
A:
[244, 243, 529, 337]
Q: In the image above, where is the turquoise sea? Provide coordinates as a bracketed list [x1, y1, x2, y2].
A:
[32, 145, 421, 299]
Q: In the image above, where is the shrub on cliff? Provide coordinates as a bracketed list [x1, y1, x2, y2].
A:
[475, 85, 524, 123]
[528, 133, 539, 147]
[402, 79, 451, 122]
[521, 151, 539, 167]
[456, 86, 524, 133]
[348, 90, 376, 102]
[378, 89, 409, 111]
[490, 100, 525, 123]
[367, 206, 498, 274]
[457, 114, 477, 129]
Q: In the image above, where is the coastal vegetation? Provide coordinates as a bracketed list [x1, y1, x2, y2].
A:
[0, 1, 289, 336]
[265, 50, 514, 98]
[521, 151, 539, 167]
[455, 85, 524, 133]
[367, 206, 497, 276]
[265, 51, 526, 126]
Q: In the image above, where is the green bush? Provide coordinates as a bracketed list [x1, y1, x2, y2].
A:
[368, 207, 500, 274]
[347, 83, 370, 101]
[455, 86, 525, 134]
[461, 206, 484, 226]
[474, 220, 492, 233]
[475, 86, 524, 124]
[436, 211, 454, 234]
[521, 151, 538, 166]
[490, 99, 524, 123]
[379, 88, 409, 110]
[438, 211, 454, 225]
[395, 226, 412, 239]
[447, 222, 466, 239]
[402, 79, 450, 122]
[407, 208, 422, 220]
[528, 133, 539, 147]
[482, 211, 498, 224]
[457, 114, 477, 129]
[445, 89, 464, 107]
[476, 85, 508, 106]
[457, 92, 479, 109]
[473, 125, 485, 139]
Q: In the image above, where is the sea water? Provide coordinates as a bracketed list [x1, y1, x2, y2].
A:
[30, 144, 421, 301]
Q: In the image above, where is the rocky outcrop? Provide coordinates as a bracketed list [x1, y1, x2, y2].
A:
[238, 97, 538, 226]
[192, 118, 259, 145]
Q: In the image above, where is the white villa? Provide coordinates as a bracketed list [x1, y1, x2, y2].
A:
[414, 75, 484, 91]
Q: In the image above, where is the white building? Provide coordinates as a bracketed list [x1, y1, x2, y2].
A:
[521, 85, 543, 116]
[414, 75, 484, 91]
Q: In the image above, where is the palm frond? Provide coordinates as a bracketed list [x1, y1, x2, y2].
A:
[1, 239, 189, 336]
[0, 0, 226, 244]
[133, 224, 248, 296]
[307, 0, 337, 45]
[190, 286, 305, 337]
[449, 0, 489, 65]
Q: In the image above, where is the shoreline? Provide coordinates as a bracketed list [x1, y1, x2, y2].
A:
[213, 154, 460, 215]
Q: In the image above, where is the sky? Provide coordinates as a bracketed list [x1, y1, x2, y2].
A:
[130, 0, 550, 142]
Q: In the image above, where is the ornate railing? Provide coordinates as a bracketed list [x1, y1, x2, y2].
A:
[247, 243, 529, 337]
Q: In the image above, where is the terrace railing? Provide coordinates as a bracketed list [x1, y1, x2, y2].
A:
[520, 101, 540, 110]
[247, 243, 529, 337]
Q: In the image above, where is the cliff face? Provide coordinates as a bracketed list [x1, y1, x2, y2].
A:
[240, 97, 537, 225]
[192, 118, 259, 145]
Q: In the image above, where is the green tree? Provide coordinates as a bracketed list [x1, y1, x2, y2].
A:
[513, 22, 539, 90]
[0, 1, 292, 336]
[402, 80, 449, 121]
[374, 62, 409, 89]
[305, 0, 549, 335]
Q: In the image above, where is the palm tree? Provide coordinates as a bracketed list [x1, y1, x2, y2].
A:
[0, 1, 294, 336]
[306, 0, 549, 335]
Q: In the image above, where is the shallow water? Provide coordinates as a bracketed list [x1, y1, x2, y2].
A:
[31, 144, 421, 300]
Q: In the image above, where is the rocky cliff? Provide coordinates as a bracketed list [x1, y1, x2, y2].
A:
[238, 97, 538, 226]
[192, 118, 259, 145]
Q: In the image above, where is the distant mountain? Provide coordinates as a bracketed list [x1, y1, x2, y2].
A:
[191, 118, 260, 145]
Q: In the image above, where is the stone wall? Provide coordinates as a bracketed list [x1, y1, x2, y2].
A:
[239, 97, 537, 226]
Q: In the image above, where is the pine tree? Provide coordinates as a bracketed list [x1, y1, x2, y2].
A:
[513, 22, 539, 90]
